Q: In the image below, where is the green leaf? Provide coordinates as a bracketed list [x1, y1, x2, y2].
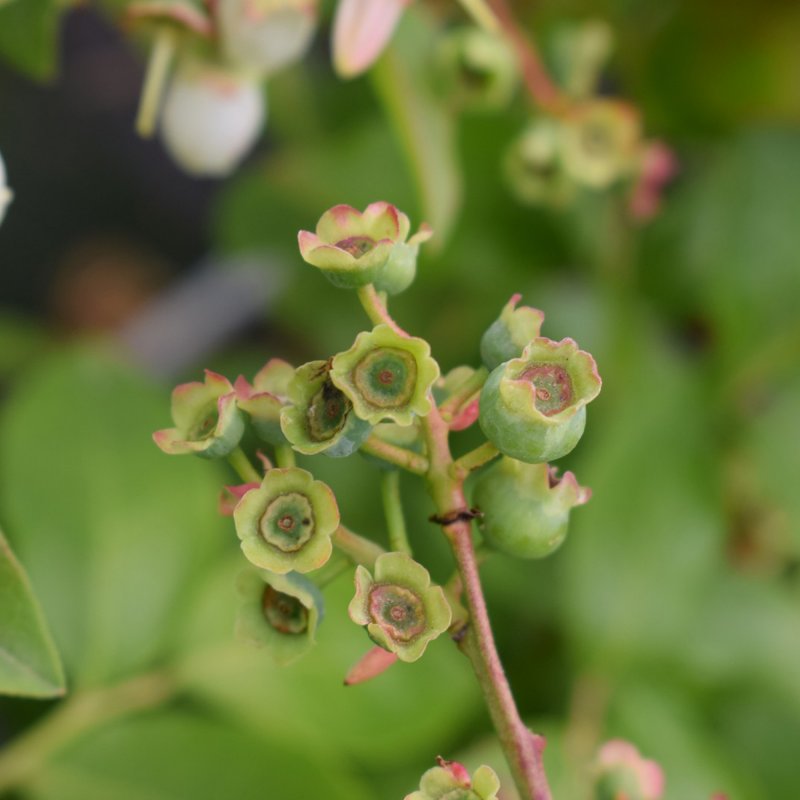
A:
[0, 0, 62, 81]
[371, 9, 463, 248]
[0, 345, 227, 688]
[27, 709, 372, 800]
[0, 529, 65, 698]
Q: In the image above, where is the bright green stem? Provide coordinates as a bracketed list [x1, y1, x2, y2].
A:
[452, 441, 500, 479]
[356, 284, 408, 336]
[333, 525, 386, 569]
[439, 366, 489, 422]
[381, 471, 412, 554]
[227, 447, 261, 484]
[275, 444, 296, 468]
[135, 26, 176, 138]
[0, 671, 174, 794]
[421, 406, 552, 800]
[360, 434, 429, 475]
[455, 0, 501, 32]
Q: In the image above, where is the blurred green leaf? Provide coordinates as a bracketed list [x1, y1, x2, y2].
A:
[174, 555, 482, 768]
[561, 329, 722, 666]
[0, 345, 227, 688]
[0, 313, 48, 378]
[0, 0, 61, 80]
[27, 709, 371, 800]
[371, 10, 463, 248]
[0, 529, 65, 698]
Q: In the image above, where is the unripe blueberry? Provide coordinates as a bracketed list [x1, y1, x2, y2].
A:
[233, 466, 339, 573]
[236, 568, 324, 665]
[505, 117, 574, 208]
[480, 293, 545, 370]
[473, 457, 590, 559]
[348, 552, 451, 662]
[234, 358, 295, 445]
[0, 149, 12, 226]
[280, 360, 372, 457]
[217, 0, 317, 76]
[160, 58, 265, 176]
[298, 202, 429, 290]
[153, 370, 245, 458]
[331, 325, 440, 426]
[593, 740, 665, 800]
[561, 99, 641, 189]
[479, 337, 601, 463]
[436, 26, 518, 112]
[406, 758, 501, 800]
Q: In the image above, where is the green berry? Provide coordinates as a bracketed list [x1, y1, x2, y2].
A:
[330, 325, 440, 426]
[478, 337, 601, 463]
[480, 293, 545, 370]
[153, 370, 244, 458]
[348, 552, 452, 662]
[233, 467, 339, 573]
[235, 568, 324, 665]
[406, 759, 501, 800]
[235, 358, 295, 445]
[473, 457, 590, 558]
[280, 360, 372, 457]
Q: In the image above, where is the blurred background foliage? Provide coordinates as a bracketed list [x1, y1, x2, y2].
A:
[0, 0, 799, 798]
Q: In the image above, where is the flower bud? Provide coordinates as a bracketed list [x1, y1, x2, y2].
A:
[406, 758, 501, 800]
[593, 740, 665, 800]
[153, 370, 245, 458]
[332, 0, 408, 79]
[160, 58, 265, 176]
[479, 337, 601, 463]
[298, 202, 425, 289]
[280, 360, 372, 457]
[561, 99, 641, 189]
[0, 149, 12, 226]
[473, 457, 590, 558]
[480, 294, 545, 370]
[330, 324, 440, 426]
[436, 26, 518, 111]
[234, 358, 295, 445]
[233, 466, 339, 573]
[236, 568, 324, 665]
[504, 117, 574, 208]
[217, 0, 317, 76]
[348, 552, 452, 662]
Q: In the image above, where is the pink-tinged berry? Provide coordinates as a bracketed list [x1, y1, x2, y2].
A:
[330, 325, 440, 426]
[160, 58, 265, 176]
[479, 337, 601, 463]
[348, 552, 451, 662]
[216, 0, 317, 76]
[235, 568, 324, 665]
[298, 202, 428, 289]
[233, 467, 339, 573]
[593, 740, 665, 800]
[406, 757, 501, 800]
[280, 360, 372, 457]
[234, 358, 295, 445]
[473, 457, 590, 558]
[153, 370, 244, 458]
[480, 294, 545, 370]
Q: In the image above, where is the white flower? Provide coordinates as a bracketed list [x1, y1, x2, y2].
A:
[160, 60, 266, 177]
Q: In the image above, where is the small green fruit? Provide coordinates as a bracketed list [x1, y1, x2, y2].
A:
[235, 568, 324, 665]
[480, 293, 545, 370]
[233, 466, 339, 573]
[153, 370, 244, 458]
[473, 457, 590, 558]
[348, 552, 452, 662]
[479, 337, 601, 463]
[406, 758, 501, 800]
[235, 358, 295, 445]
